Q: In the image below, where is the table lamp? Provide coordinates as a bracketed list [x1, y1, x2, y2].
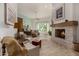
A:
[14, 17, 23, 39]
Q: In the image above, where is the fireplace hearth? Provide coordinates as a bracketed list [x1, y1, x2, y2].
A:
[55, 29, 65, 39]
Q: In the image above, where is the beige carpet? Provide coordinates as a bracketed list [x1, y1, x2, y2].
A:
[40, 39, 79, 56]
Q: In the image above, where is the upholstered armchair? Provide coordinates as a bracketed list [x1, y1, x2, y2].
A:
[1, 36, 28, 56]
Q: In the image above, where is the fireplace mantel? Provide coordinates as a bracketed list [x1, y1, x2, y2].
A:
[52, 21, 78, 27]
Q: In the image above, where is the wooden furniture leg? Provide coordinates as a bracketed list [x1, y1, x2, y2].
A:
[2, 44, 6, 56]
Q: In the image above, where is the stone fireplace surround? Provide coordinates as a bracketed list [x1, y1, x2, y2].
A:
[52, 21, 78, 49]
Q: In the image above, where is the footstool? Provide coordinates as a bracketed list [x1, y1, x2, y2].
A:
[24, 43, 40, 56]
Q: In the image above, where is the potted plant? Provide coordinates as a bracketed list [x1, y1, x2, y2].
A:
[48, 30, 52, 36]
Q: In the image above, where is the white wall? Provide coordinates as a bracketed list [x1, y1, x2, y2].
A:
[73, 4, 79, 43]
[52, 3, 74, 24]
[0, 3, 17, 40]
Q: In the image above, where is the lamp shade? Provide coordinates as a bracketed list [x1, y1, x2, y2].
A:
[14, 17, 23, 32]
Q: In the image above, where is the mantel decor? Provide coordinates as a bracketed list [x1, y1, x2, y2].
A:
[4, 3, 17, 26]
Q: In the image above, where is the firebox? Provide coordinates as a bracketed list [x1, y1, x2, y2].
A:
[55, 29, 65, 39]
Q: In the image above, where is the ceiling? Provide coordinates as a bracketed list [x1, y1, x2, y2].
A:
[17, 3, 53, 18]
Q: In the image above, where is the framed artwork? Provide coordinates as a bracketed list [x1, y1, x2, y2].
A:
[4, 3, 17, 26]
[55, 4, 65, 20]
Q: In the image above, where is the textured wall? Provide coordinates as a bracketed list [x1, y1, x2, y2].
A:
[0, 3, 17, 39]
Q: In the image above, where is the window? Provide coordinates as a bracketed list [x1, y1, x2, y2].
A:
[37, 23, 49, 33]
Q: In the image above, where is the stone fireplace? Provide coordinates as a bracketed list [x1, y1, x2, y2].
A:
[52, 21, 78, 49]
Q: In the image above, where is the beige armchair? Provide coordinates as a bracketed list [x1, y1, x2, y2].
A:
[1, 36, 28, 56]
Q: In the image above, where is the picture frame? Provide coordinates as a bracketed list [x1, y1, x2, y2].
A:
[55, 4, 65, 20]
[4, 3, 17, 26]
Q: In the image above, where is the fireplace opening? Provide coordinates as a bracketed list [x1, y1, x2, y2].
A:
[55, 29, 65, 39]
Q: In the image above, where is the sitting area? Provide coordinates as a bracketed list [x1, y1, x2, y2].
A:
[0, 17, 41, 56]
[1, 36, 41, 56]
